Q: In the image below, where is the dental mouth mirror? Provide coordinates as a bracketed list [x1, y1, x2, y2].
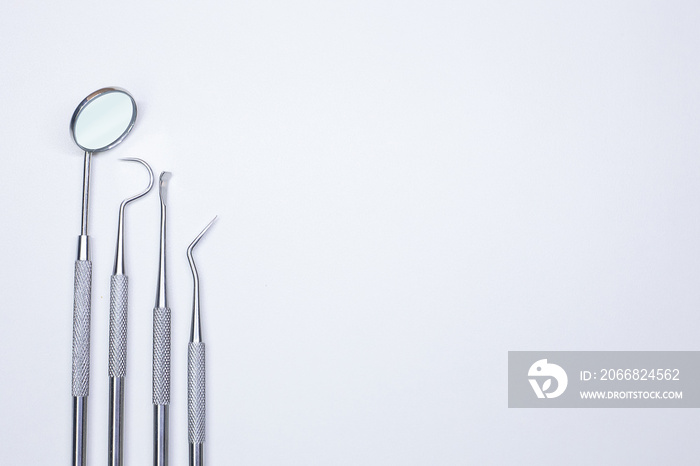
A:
[69, 87, 137, 466]
[109, 158, 154, 466]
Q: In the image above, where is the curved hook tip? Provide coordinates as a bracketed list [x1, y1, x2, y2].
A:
[187, 216, 218, 257]
[119, 158, 154, 205]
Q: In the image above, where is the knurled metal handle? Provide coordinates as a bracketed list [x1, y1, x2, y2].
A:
[188, 342, 206, 444]
[153, 307, 171, 405]
[72, 260, 92, 397]
[109, 275, 128, 377]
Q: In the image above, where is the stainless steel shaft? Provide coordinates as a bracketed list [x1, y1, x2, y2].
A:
[153, 305, 171, 466]
[188, 342, 206, 466]
[107, 158, 153, 466]
[108, 274, 128, 466]
[72, 255, 92, 466]
[72, 151, 92, 466]
[153, 172, 171, 466]
[186, 216, 216, 466]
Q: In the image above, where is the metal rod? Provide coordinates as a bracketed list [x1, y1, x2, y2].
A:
[189, 444, 203, 466]
[73, 151, 93, 466]
[154, 405, 169, 466]
[108, 377, 125, 466]
[155, 172, 171, 310]
[153, 172, 172, 466]
[187, 217, 216, 466]
[72, 396, 88, 466]
[109, 158, 153, 466]
[80, 151, 92, 236]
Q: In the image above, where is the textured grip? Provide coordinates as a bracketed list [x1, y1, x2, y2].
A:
[188, 342, 206, 443]
[72, 260, 92, 397]
[152, 307, 171, 405]
[109, 275, 128, 377]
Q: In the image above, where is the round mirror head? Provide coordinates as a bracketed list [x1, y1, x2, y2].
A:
[70, 87, 137, 153]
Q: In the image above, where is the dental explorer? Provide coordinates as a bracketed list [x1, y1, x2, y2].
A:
[69, 88, 137, 466]
[109, 158, 154, 466]
[153, 172, 172, 466]
[187, 216, 217, 466]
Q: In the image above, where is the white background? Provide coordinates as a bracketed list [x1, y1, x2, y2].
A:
[1, 1, 700, 464]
